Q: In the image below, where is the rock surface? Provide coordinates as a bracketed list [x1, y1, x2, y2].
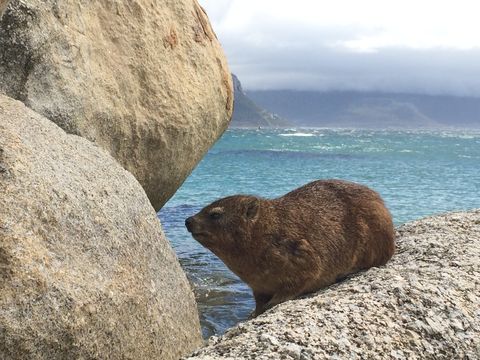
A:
[0, 0, 233, 210]
[0, 94, 202, 359]
[0, 0, 10, 18]
[187, 210, 480, 359]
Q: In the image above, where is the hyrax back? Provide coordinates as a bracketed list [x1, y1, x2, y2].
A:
[186, 179, 395, 315]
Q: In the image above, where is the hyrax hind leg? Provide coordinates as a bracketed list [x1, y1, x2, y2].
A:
[252, 292, 272, 317]
[254, 289, 302, 316]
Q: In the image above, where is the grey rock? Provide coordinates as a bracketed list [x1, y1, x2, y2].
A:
[284, 343, 302, 359]
[0, 95, 203, 359]
[0, 0, 233, 210]
[187, 210, 480, 359]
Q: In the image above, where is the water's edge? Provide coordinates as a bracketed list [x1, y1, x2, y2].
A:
[159, 128, 480, 338]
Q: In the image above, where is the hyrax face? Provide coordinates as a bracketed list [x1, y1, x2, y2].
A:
[185, 195, 259, 258]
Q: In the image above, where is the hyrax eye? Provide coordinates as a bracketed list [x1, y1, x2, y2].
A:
[209, 212, 223, 220]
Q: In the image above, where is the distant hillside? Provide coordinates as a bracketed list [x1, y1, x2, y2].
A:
[248, 90, 480, 128]
[231, 75, 290, 128]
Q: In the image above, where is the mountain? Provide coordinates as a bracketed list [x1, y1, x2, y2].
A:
[248, 90, 480, 129]
[230, 75, 290, 128]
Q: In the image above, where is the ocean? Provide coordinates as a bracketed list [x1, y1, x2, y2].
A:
[158, 128, 480, 338]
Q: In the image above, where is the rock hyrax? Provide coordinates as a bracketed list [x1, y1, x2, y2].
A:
[185, 179, 395, 316]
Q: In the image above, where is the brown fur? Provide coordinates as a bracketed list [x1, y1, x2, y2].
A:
[185, 179, 395, 316]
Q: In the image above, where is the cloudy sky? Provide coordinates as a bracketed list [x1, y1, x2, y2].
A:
[199, 0, 480, 96]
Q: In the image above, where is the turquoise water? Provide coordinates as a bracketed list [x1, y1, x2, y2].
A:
[158, 128, 480, 338]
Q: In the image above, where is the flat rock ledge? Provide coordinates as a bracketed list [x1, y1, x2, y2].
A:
[187, 210, 480, 360]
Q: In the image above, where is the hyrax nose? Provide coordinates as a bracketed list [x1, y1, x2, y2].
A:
[185, 217, 194, 232]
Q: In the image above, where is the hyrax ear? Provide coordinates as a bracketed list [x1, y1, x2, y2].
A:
[246, 198, 259, 220]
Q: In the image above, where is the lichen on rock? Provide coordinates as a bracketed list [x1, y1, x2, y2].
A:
[187, 210, 480, 359]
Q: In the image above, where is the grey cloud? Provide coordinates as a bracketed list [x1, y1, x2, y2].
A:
[215, 19, 480, 96]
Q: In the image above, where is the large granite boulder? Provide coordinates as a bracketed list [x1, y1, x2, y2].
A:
[0, 0, 233, 210]
[187, 210, 480, 359]
[0, 94, 203, 359]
